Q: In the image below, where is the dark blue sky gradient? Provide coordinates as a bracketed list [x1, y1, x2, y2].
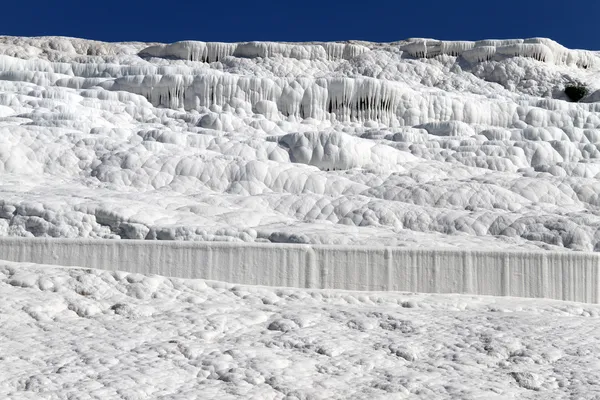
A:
[2, 0, 598, 50]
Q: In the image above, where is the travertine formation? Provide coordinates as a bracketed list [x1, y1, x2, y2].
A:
[2, 260, 600, 398]
[1, 36, 600, 250]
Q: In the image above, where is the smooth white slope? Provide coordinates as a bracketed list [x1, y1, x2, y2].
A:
[2, 261, 600, 399]
[1, 36, 600, 250]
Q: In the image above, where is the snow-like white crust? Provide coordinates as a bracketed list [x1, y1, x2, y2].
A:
[1, 36, 600, 250]
[2, 261, 600, 398]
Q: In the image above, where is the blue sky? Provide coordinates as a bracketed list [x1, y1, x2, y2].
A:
[2, 0, 598, 50]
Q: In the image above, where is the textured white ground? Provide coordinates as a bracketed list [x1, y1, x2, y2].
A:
[2, 260, 600, 399]
[2, 36, 600, 250]
[4, 37, 600, 399]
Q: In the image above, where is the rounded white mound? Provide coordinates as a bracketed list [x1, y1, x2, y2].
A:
[1, 35, 600, 250]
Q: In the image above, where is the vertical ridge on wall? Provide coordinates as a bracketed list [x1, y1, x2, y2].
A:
[384, 248, 393, 291]
[305, 247, 317, 289]
[463, 251, 473, 295]
[502, 254, 510, 297]
[0, 237, 598, 303]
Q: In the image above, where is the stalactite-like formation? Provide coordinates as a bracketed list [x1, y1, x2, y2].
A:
[1, 36, 600, 250]
[139, 41, 370, 62]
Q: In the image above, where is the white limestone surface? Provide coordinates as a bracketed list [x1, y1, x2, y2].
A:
[2, 260, 600, 399]
[1, 36, 600, 250]
[1, 237, 599, 302]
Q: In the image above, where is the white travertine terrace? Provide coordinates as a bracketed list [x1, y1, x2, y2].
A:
[4, 36, 600, 398]
[4, 258, 600, 398]
[1, 36, 600, 251]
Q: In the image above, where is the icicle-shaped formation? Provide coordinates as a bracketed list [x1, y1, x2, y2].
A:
[1, 36, 595, 69]
[102, 73, 526, 127]
[400, 38, 598, 67]
[104, 74, 408, 124]
[109, 72, 600, 130]
[140, 41, 238, 63]
[3, 35, 600, 251]
[2, 35, 598, 129]
[140, 41, 370, 61]
[462, 46, 497, 63]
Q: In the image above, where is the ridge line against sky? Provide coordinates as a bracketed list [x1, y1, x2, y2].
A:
[1, 0, 599, 50]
